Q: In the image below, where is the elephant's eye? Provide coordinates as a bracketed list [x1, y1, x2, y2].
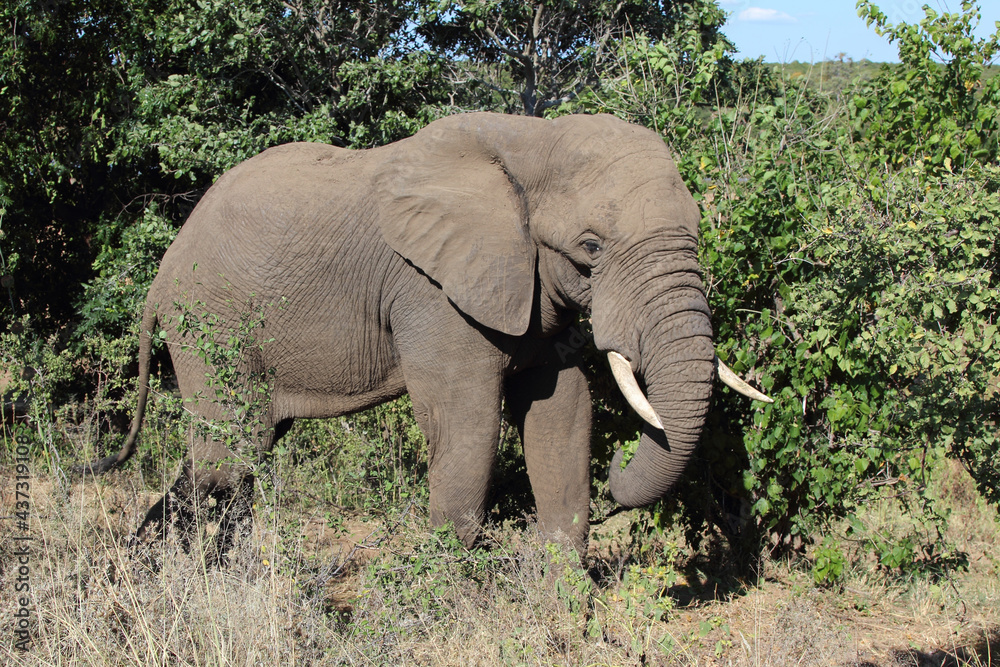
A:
[582, 239, 603, 256]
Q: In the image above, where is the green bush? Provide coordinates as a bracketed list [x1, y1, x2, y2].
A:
[854, 1, 1000, 169]
[77, 206, 178, 345]
[696, 13, 1000, 561]
[577, 1, 1000, 572]
[285, 397, 430, 515]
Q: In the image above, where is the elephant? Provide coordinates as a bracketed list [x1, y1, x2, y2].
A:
[86, 112, 770, 557]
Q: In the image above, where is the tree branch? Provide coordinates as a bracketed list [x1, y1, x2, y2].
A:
[484, 26, 531, 65]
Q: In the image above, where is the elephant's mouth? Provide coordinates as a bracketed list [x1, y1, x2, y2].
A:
[607, 350, 772, 431]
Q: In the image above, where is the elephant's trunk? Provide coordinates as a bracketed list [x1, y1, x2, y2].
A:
[607, 316, 716, 508]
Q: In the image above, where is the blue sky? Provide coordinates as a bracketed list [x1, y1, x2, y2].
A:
[718, 0, 1000, 63]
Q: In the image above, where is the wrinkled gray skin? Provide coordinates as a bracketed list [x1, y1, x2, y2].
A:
[95, 113, 716, 556]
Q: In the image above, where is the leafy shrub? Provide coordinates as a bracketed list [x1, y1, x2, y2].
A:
[853, 1, 1000, 169]
[578, 1, 1000, 572]
[285, 398, 430, 515]
[77, 206, 177, 345]
[812, 538, 845, 586]
[0, 312, 191, 473]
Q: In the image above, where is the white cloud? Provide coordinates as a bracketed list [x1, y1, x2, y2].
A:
[738, 7, 797, 23]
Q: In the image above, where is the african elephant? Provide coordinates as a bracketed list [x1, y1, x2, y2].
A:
[88, 112, 769, 555]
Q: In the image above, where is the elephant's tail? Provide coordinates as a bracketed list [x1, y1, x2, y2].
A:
[77, 305, 158, 476]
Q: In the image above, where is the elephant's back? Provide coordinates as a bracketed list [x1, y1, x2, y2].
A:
[212, 141, 363, 195]
[153, 142, 381, 294]
[146, 139, 407, 409]
[195, 141, 373, 228]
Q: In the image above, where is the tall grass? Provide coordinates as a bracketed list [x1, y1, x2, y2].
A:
[2, 450, 998, 665]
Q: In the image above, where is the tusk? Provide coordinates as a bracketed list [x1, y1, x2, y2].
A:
[715, 356, 774, 403]
[607, 351, 664, 430]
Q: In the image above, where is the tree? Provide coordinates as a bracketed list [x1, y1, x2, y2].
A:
[854, 0, 1000, 168]
[421, 0, 730, 116]
[0, 0, 141, 332]
[0, 0, 447, 344]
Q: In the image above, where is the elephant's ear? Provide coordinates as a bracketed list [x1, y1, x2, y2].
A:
[375, 117, 536, 336]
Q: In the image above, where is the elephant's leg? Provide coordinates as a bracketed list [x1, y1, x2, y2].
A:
[402, 359, 504, 547]
[135, 415, 282, 562]
[207, 418, 293, 563]
[136, 443, 251, 560]
[204, 474, 255, 567]
[134, 467, 198, 550]
[505, 361, 592, 555]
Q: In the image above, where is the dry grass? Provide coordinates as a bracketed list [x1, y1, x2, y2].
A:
[1, 460, 998, 666]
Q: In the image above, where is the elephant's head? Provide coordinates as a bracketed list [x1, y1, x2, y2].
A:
[377, 112, 769, 508]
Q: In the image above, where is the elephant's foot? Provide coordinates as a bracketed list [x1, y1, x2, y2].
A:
[131, 474, 255, 568]
[205, 477, 255, 568]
